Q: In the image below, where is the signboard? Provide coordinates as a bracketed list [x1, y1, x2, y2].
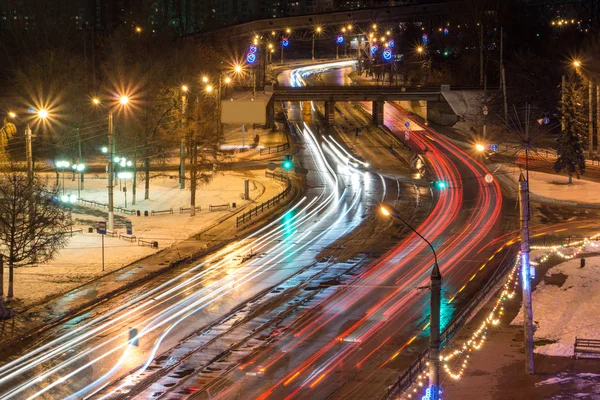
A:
[485, 173, 494, 183]
[98, 221, 107, 235]
[490, 144, 499, 152]
[221, 100, 267, 124]
[404, 121, 411, 128]
[126, 221, 133, 235]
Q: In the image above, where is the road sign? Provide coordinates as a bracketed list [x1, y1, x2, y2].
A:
[482, 105, 489, 116]
[98, 221, 106, 235]
[267, 162, 276, 171]
[485, 174, 494, 183]
[126, 221, 132, 235]
[543, 117, 550, 125]
[404, 121, 410, 128]
[490, 144, 499, 152]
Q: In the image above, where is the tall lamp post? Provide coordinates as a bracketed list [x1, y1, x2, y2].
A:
[380, 204, 442, 400]
[92, 95, 130, 232]
[312, 26, 322, 61]
[180, 85, 188, 189]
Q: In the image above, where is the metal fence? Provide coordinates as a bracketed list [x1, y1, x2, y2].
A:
[236, 173, 292, 228]
[382, 251, 517, 399]
[260, 142, 290, 155]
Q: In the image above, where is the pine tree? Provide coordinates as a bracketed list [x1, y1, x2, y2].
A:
[555, 75, 588, 184]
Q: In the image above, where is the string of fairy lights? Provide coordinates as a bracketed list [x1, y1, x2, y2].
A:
[401, 230, 600, 400]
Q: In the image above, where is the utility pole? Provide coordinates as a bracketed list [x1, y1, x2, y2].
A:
[483, 75, 488, 137]
[519, 172, 535, 375]
[180, 93, 187, 189]
[502, 66, 508, 124]
[429, 263, 442, 400]
[499, 26, 503, 89]
[597, 84, 600, 154]
[107, 111, 114, 232]
[25, 124, 33, 183]
[561, 75, 567, 132]
[312, 35, 316, 61]
[77, 127, 84, 190]
[589, 80, 594, 158]
[479, 23, 484, 87]
[190, 96, 199, 217]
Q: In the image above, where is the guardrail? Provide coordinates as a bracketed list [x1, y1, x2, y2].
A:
[260, 142, 290, 155]
[382, 250, 517, 399]
[265, 171, 290, 183]
[236, 175, 292, 228]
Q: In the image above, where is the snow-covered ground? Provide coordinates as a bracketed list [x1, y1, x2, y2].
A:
[512, 254, 600, 357]
[11, 170, 284, 306]
[503, 166, 600, 204]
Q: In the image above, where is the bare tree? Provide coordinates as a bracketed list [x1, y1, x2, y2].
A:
[0, 172, 71, 300]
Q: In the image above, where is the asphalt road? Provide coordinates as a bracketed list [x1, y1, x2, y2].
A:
[182, 63, 507, 400]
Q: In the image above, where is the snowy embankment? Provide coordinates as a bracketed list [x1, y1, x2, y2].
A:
[512, 252, 600, 357]
[503, 166, 600, 204]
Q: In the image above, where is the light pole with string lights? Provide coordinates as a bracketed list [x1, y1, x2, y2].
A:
[380, 203, 442, 400]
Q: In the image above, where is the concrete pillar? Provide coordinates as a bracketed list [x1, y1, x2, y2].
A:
[266, 98, 275, 129]
[372, 100, 384, 126]
[325, 101, 335, 126]
[303, 101, 311, 116]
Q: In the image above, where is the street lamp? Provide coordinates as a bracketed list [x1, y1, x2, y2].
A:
[91, 95, 130, 232]
[71, 163, 85, 198]
[475, 143, 485, 152]
[312, 26, 323, 61]
[8, 112, 16, 119]
[573, 60, 581, 68]
[379, 203, 442, 400]
[56, 161, 70, 194]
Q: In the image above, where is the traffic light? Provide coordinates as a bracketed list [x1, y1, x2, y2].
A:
[283, 154, 293, 171]
[433, 180, 447, 189]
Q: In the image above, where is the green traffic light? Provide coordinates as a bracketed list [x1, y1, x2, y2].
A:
[435, 181, 447, 189]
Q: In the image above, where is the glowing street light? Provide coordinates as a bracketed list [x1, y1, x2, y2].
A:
[202, 76, 209, 83]
[286, 28, 291, 34]
[312, 26, 323, 61]
[372, 24, 377, 30]
[38, 109, 49, 119]
[417, 46, 424, 53]
[135, 26, 142, 33]
[347, 24, 353, 31]
[224, 77, 232, 84]
[90, 93, 131, 231]
[573, 60, 581, 68]
[205, 85, 214, 93]
[475, 143, 485, 152]
[8, 111, 16, 119]
[234, 64, 243, 73]
[181, 85, 189, 92]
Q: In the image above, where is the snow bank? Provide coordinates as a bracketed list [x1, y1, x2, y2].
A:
[504, 166, 600, 204]
[512, 256, 600, 357]
[10, 170, 283, 306]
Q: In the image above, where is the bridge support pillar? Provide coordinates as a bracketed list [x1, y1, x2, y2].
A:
[266, 98, 275, 129]
[325, 101, 335, 126]
[372, 101, 384, 126]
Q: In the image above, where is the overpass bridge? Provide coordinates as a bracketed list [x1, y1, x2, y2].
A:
[200, 1, 459, 40]
[271, 85, 479, 126]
